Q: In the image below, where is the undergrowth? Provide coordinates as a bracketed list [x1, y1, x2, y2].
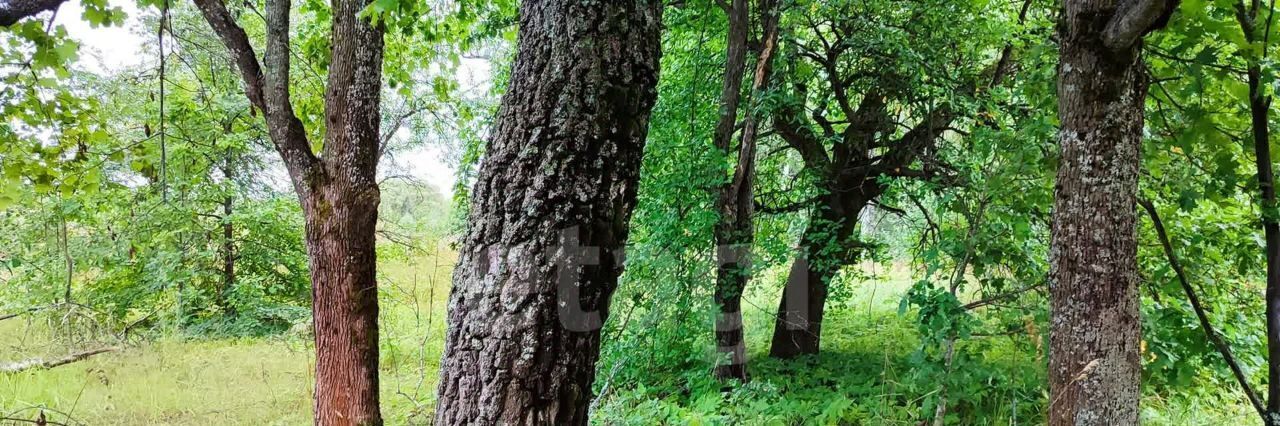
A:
[0, 257, 1256, 425]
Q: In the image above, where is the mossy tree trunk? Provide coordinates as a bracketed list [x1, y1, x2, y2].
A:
[1049, 1, 1175, 424]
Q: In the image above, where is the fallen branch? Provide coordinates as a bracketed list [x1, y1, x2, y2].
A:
[0, 411, 69, 426]
[0, 304, 47, 321]
[1, 347, 118, 374]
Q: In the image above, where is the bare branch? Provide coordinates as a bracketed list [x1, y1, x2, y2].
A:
[1, 347, 118, 374]
[962, 283, 1045, 311]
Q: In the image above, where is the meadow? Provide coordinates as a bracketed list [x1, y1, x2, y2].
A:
[0, 257, 1254, 425]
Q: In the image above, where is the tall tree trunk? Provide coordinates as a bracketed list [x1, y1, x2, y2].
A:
[713, 2, 781, 380]
[305, 181, 381, 425]
[308, 0, 384, 422]
[710, 0, 752, 382]
[434, 1, 663, 425]
[1049, 1, 1173, 424]
[194, 0, 385, 422]
[712, 0, 779, 382]
[1253, 64, 1280, 420]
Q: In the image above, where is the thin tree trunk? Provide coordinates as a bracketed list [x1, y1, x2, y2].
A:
[1049, 1, 1174, 423]
[933, 199, 986, 426]
[1233, 2, 1280, 417]
[713, 1, 780, 380]
[710, 0, 752, 382]
[1248, 50, 1280, 425]
[58, 210, 71, 305]
[434, 1, 663, 425]
[220, 155, 235, 315]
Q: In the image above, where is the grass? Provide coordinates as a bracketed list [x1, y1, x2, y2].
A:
[0, 250, 453, 426]
[1, 339, 313, 425]
[0, 257, 1259, 425]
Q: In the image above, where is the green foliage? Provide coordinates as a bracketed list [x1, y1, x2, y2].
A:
[4, 0, 1278, 423]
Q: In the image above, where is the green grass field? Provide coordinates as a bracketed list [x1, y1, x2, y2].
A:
[0, 254, 452, 425]
[0, 258, 1255, 425]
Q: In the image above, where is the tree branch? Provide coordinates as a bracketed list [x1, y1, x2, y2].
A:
[193, 0, 317, 182]
[755, 195, 820, 215]
[192, 0, 266, 109]
[1138, 198, 1266, 420]
[773, 101, 830, 171]
[1, 347, 118, 374]
[1102, 0, 1180, 51]
[0, 0, 66, 26]
[962, 283, 1044, 311]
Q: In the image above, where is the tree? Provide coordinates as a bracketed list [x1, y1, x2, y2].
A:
[433, 1, 663, 424]
[0, 0, 70, 26]
[709, 0, 751, 382]
[1049, 0, 1176, 424]
[191, 0, 386, 423]
[710, 0, 779, 382]
[1231, 0, 1280, 417]
[761, 0, 1015, 358]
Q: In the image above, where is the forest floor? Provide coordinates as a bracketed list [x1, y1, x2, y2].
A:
[0, 257, 1256, 425]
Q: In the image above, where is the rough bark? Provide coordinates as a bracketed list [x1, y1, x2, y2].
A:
[0, 0, 65, 26]
[308, 0, 384, 423]
[710, 0, 752, 382]
[433, 1, 663, 425]
[1048, 1, 1171, 423]
[193, 0, 385, 423]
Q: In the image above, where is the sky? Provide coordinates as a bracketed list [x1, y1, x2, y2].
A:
[52, 0, 463, 194]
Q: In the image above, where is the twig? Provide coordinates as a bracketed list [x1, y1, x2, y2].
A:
[961, 283, 1045, 311]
